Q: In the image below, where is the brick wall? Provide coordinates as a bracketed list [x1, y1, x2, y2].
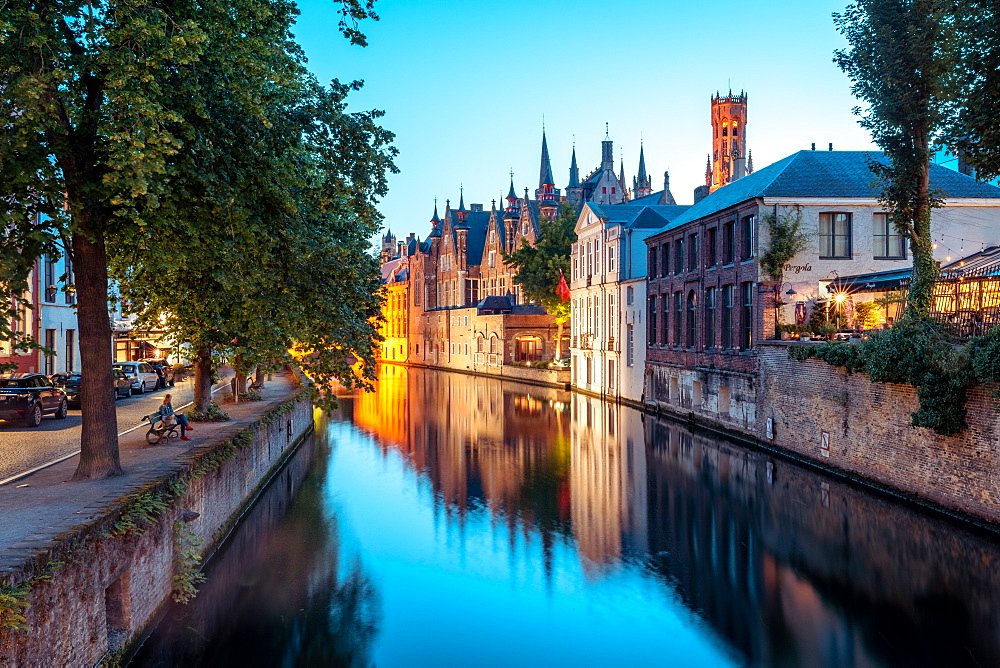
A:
[757, 341, 1000, 523]
[0, 397, 314, 666]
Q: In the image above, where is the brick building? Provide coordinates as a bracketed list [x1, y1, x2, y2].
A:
[643, 149, 1000, 431]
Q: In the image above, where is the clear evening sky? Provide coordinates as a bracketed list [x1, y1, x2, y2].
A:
[293, 0, 876, 240]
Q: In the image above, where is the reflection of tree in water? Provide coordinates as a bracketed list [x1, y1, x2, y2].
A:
[133, 415, 382, 667]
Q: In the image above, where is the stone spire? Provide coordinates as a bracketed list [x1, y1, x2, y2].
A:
[705, 154, 712, 187]
[567, 144, 580, 188]
[633, 142, 652, 198]
[431, 198, 440, 223]
[538, 129, 555, 188]
[747, 150, 754, 174]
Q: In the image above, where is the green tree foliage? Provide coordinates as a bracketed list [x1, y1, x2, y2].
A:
[942, 1, 1000, 180]
[503, 203, 578, 360]
[109, 2, 395, 410]
[0, 1, 390, 477]
[834, 0, 957, 318]
[758, 207, 808, 338]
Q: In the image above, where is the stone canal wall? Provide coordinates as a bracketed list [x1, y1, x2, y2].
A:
[0, 396, 313, 667]
[755, 341, 1000, 525]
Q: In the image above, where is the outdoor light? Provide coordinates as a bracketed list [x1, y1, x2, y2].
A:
[834, 293, 847, 304]
[785, 288, 797, 296]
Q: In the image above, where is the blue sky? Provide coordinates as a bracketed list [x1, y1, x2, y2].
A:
[293, 0, 876, 240]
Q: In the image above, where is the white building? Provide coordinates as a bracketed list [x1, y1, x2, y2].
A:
[37, 250, 79, 375]
[569, 203, 690, 403]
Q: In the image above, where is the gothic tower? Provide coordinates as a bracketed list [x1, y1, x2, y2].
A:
[710, 90, 748, 193]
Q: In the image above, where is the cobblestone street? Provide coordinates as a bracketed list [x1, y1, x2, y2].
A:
[0, 375, 230, 483]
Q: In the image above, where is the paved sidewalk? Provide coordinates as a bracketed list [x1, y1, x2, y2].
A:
[0, 374, 234, 484]
[0, 372, 302, 563]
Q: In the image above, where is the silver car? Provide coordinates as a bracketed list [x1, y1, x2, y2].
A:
[112, 362, 161, 394]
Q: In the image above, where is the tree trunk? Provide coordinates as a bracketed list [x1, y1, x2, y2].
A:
[255, 366, 264, 386]
[71, 231, 122, 479]
[906, 140, 940, 319]
[193, 345, 213, 412]
[234, 354, 247, 398]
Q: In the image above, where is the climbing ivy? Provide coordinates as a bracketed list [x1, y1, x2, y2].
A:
[171, 523, 207, 604]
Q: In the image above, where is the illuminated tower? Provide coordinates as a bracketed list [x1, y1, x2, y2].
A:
[710, 90, 748, 192]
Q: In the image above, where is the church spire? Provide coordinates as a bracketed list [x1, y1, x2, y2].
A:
[431, 198, 440, 223]
[637, 143, 648, 183]
[705, 154, 712, 187]
[633, 142, 652, 198]
[538, 129, 554, 188]
[568, 143, 580, 188]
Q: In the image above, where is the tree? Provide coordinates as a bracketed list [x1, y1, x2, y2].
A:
[0, 1, 385, 478]
[108, 5, 395, 413]
[834, 0, 958, 318]
[942, 1, 1000, 180]
[758, 207, 808, 338]
[504, 203, 578, 361]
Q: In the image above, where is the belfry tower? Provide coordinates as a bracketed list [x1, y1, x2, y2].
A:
[710, 91, 748, 193]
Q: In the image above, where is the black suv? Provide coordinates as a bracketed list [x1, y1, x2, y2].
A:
[0, 374, 68, 427]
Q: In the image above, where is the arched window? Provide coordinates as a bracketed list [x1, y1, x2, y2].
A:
[731, 139, 739, 158]
[489, 334, 499, 354]
[732, 119, 739, 136]
[722, 118, 729, 137]
[476, 335, 485, 353]
[686, 290, 697, 348]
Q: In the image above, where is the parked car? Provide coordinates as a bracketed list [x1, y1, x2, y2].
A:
[0, 373, 68, 427]
[140, 359, 169, 389]
[53, 370, 133, 408]
[112, 362, 161, 394]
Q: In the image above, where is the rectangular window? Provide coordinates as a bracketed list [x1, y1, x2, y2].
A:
[705, 287, 716, 349]
[660, 244, 670, 277]
[661, 294, 670, 345]
[648, 247, 657, 277]
[674, 239, 684, 274]
[674, 292, 682, 344]
[45, 329, 56, 375]
[686, 291, 696, 348]
[873, 213, 905, 259]
[627, 324, 634, 367]
[626, 285, 634, 306]
[44, 256, 57, 302]
[723, 222, 735, 264]
[706, 227, 717, 267]
[740, 215, 755, 260]
[64, 256, 75, 304]
[648, 296, 657, 344]
[722, 285, 734, 349]
[66, 329, 75, 373]
[608, 245, 616, 272]
[488, 250, 496, 268]
[688, 233, 699, 271]
[741, 282, 754, 349]
[819, 212, 852, 259]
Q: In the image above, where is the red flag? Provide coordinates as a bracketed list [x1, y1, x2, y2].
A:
[556, 269, 571, 302]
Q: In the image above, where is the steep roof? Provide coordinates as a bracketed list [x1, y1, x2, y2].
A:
[667, 150, 1000, 230]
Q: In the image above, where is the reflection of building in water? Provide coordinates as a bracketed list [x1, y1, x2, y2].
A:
[643, 414, 1000, 667]
[568, 394, 650, 573]
[353, 367, 573, 547]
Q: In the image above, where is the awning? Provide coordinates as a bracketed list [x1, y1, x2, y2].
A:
[829, 268, 912, 293]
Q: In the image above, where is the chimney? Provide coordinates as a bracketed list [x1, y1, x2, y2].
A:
[693, 185, 709, 204]
[811, 143, 816, 151]
[471, 203, 483, 212]
[829, 143, 833, 151]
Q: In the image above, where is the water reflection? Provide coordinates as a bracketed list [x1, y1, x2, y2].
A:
[137, 367, 1000, 667]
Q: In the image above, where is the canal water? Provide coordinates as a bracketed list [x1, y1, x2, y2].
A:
[134, 366, 1000, 667]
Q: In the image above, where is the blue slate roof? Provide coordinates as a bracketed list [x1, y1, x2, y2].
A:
[663, 151, 1000, 232]
[461, 210, 491, 265]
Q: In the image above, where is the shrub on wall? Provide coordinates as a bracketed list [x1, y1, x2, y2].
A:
[790, 319, 994, 436]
